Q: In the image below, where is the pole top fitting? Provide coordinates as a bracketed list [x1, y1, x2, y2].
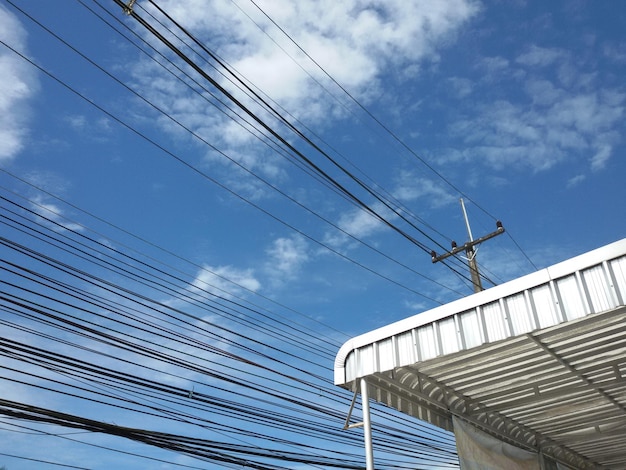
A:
[123, 0, 137, 15]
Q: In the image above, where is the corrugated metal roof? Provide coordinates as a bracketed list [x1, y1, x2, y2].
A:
[335, 239, 626, 469]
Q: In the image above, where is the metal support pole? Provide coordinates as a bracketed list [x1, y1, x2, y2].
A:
[361, 378, 375, 470]
[460, 198, 474, 243]
[430, 200, 504, 293]
[466, 245, 483, 293]
[461, 198, 483, 293]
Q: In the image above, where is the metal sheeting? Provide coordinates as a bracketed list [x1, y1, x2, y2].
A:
[335, 239, 626, 469]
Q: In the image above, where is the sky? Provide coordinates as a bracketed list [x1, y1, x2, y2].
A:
[0, 0, 625, 469]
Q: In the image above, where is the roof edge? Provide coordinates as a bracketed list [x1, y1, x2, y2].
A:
[334, 238, 626, 386]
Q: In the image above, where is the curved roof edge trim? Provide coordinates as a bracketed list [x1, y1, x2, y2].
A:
[334, 237, 626, 386]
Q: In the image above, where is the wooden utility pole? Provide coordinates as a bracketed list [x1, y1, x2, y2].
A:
[430, 199, 504, 293]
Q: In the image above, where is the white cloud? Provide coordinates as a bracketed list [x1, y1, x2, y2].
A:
[23, 170, 72, 194]
[477, 56, 510, 78]
[451, 86, 624, 173]
[337, 203, 390, 242]
[62, 114, 112, 142]
[65, 114, 87, 130]
[265, 235, 309, 281]
[516, 45, 565, 67]
[0, 5, 38, 161]
[393, 172, 456, 208]
[190, 264, 261, 300]
[321, 201, 390, 251]
[590, 144, 612, 171]
[567, 174, 586, 188]
[449, 35, 626, 179]
[447, 77, 473, 98]
[133, 0, 479, 182]
[523, 78, 564, 106]
[186, 237, 308, 298]
[603, 42, 626, 64]
[547, 93, 619, 134]
[323, 172, 455, 250]
[30, 196, 84, 233]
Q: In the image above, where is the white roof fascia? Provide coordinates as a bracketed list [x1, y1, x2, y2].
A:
[334, 238, 626, 386]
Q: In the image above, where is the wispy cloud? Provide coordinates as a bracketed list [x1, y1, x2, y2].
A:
[190, 264, 261, 300]
[447, 77, 473, 98]
[63, 114, 113, 140]
[322, 173, 455, 251]
[449, 45, 625, 176]
[264, 234, 309, 284]
[0, 5, 38, 161]
[131, 0, 479, 189]
[567, 174, 586, 188]
[516, 45, 565, 68]
[30, 196, 84, 233]
[179, 234, 310, 301]
[393, 172, 457, 208]
[333, 203, 389, 244]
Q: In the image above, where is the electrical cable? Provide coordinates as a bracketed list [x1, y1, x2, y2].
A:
[0, 33, 465, 303]
[0, 167, 350, 345]
[0, 185, 456, 446]
[0, 196, 338, 362]
[4, 0, 484, 294]
[228, 0, 457, 246]
[1, 419, 213, 469]
[0, 2, 498, 467]
[137, 0, 500, 290]
[239, 0, 538, 277]
[0, 222, 458, 458]
[133, 0, 459, 258]
[0, 451, 91, 470]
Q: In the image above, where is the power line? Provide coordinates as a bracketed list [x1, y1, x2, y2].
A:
[0, 35, 452, 306]
[0, 2, 487, 467]
[1, 0, 478, 299]
[134, 0, 524, 289]
[0, 187, 459, 467]
[239, 0, 538, 275]
[0, 451, 91, 470]
[0, 167, 349, 344]
[1, 419, 212, 469]
[135, 0, 456, 257]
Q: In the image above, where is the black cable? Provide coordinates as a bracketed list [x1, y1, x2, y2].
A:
[0, 167, 349, 344]
[1, 419, 212, 469]
[245, 0, 491, 221]
[0, 2, 464, 466]
[241, 0, 538, 279]
[230, 0, 457, 246]
[0, 451, 91, 470]
[0, 196, 338, 362]
[0, 34, 456, 303]
[134, 0, 457, 258]
[0, 186, 458, 444]
[125, 0, 485, 292]
[5, 0, 483, 293]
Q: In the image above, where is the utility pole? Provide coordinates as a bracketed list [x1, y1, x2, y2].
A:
[430, 199, 504, 293]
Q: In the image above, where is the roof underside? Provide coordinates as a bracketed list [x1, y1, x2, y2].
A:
[335, 240, 626, 470]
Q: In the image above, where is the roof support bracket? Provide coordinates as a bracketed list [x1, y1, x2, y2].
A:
[342, 386, 361, 430]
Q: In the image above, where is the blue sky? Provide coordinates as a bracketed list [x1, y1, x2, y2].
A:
[0, 0, 625, 469]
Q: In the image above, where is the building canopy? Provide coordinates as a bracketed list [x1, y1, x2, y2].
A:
[335, 239, 626, 469]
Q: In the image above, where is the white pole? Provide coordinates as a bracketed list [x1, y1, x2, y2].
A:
[460, 198, 474, 242]
[460, 198, 483, 292]
[361, 378, 375, 470]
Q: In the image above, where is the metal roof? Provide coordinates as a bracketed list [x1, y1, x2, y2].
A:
[335, 239, 626, 469]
